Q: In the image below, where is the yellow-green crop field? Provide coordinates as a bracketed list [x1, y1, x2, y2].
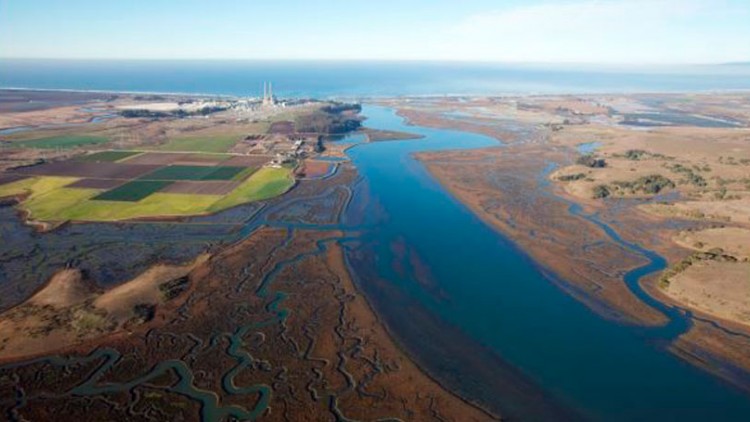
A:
[0, 167, 295, 223]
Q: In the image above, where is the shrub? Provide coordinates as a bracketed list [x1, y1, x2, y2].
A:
[592, 184, 611, 199]
[132, 304, 156, 322]
[576, 154, 607, 168]
[666, 163, 707, 187]
[624, 149, 647, 160]
[558, 173, 586, 181]
[159, 276, 190, 300]
[612, 174, 675, 195]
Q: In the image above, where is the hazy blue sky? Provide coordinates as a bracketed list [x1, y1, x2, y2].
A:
[1, 0, 749, 64]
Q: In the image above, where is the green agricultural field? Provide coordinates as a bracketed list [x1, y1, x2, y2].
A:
[76, 151, 141, 162]
[24, 188, 101, 221]
[200, 166, 247, 180]
[141, 165, 246, 181]
[209, 167, 294, 212]
[15, 135, 110, 149]
[60, 193, 222, 221]
[94, 180, 173, 201]
[155, 135, 241, 153]
[230, 167, 257, 181]
[0, 176, 79, 200]
[0, 166, 294, 223]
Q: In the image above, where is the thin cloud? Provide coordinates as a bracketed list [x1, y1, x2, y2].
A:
[444, 0, 749, 64]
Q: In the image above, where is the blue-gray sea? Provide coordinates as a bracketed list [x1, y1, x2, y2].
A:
[2, 59, 750, 97]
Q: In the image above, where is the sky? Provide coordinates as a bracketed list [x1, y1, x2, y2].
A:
[1, 0, 749, 64]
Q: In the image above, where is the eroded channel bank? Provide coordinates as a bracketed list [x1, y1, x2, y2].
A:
[344, 105, 750, 420]
[0, 159, 495, 420]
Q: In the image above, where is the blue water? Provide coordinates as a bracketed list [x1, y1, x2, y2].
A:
[3, 60, 750, 97]
[4, 60, 750, 419]
[343, 105, 750, 420]
[576, 141, 602, 154]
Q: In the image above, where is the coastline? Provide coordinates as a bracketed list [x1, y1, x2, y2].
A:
[6, 84, 750, 104]
[0, 86, 239, 100]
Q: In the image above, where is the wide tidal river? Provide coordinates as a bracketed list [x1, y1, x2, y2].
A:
[340, 105, 750, 420]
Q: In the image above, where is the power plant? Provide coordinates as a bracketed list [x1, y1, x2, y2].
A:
[262, 81, 275, 107]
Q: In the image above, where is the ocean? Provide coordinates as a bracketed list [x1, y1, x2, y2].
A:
[2, 59, 750, 97]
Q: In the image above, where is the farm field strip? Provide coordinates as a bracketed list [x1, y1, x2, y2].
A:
[75, 151, 141, 162]
[54, 192, 223, 221]
[208, 167, 294, 212]
[222, 155, 273, 167]
[173, 152, 232, 166]
[12, 161, 161, 179]
[12, 135, 110, 149]
[152, 134, 242, 153]
[93, 180, 173, 202]
[0, 176, 80, 200]
[159, 180, 240, 195]
[138, 165, 247, 181]
[23, 187, 102, 220]
[230, 167, 257, 181]
[66, 178, 125, 189]
[120, 152, 193, 165]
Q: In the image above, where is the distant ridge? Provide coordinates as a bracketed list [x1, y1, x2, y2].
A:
[720, 61, 750, 66]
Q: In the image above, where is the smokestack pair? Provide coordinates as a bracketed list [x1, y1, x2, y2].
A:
[263, 81, 273, 104]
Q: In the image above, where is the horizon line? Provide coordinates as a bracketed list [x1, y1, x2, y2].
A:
[2, 57, 748, 67]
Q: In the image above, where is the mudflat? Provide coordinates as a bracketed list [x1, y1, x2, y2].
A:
[405, 93, 750, 393]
